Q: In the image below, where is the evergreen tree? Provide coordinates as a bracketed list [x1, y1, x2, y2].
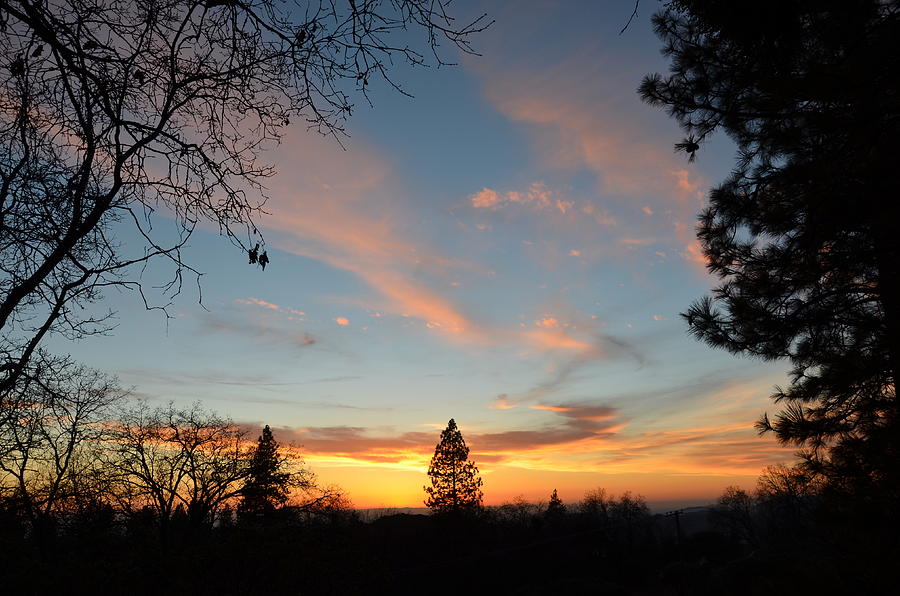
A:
[546, 489, 566, 519]
[239, 425, 291, 515]
[424, 419, 483, 513]
[640, 0, 900, 493]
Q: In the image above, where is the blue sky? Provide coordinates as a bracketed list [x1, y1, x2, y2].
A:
[53, 0, 793, 507]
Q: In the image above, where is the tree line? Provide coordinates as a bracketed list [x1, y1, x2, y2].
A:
[1, 0, 898, 590]
[0, 357, 344, 554]
[2, 402, 894, 593]
[3, 0, 895, 530]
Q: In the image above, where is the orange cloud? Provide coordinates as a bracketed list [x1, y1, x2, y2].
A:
[481, 81, 695, 199]
[262, 132, 484, 342]
[470, 182, 568, 213]
[470, 182, 610, 224]
[534, 317, 560, 328]
[673, 169, 704, 201]
[469, 26, 713, 272]
[471, 187, 502, 208]
[261, 132, 627, 352]
[236, 297, 283, 311]
[489, 394, 517, 410]
[250, 371, 796, 506]
[525, 328, 595, 352]
[580, 203, 617, 226]
[269, 398, 790, 480]
[673, 220, 712, 275]
[529, 404, 617, 422]
[334, 317, 350, 326]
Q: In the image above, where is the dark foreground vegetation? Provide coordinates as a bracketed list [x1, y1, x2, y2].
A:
[1, 477, 897, 595]
[2, 0, 899, 592]
[1, 371, 895, 594]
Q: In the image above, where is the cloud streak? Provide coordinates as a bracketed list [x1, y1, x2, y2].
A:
[199, 311, 316, 351]
[464, 5, 714, 274]
[261, 132, 487, 342]
[257, 396, 789, 476]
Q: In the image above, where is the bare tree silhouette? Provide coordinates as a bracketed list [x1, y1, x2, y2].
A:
[0, 0, 490, 395]
[0, 353, 125, 551]
[103, 402, 251, 543]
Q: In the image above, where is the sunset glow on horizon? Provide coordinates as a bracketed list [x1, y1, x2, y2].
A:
[58, 0, 796, 510]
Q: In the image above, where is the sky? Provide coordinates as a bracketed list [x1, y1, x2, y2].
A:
[55, 0, 795, 509]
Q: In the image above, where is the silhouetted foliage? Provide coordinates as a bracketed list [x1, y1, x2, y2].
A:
[0, 354, 124, 550]
[239, 425, 292, 516]
[0, 0, 490, 396]
[640, 0, 900, 495]
[423, 418, 482, 513]
[546, 488, 566, 519]
[103, 402, 252, 541]
[578, 486, 612, 528]
[496, 494, 542, 528]
[710, 485, 757, 546]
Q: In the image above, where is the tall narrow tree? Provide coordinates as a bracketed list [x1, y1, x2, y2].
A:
[424, 419, 483, 513]
[239, 425, 293, 516]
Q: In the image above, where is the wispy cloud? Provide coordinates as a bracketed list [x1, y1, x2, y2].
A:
[121, 369, 360, 390]
[489, 394, 517, 410]
[262, 132, 486, 342]
[199, 311, 317, 350]
[465, 6, 712, 273]
[246, 379, 791, 475]
[260, 131, 650, 356]
[470, 183, 578, 216]
[530, 403, 618, 422]
[236, 297, 305, 318]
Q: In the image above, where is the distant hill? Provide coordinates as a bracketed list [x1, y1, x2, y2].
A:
[358, 500, 715, 521]
[357, 507, 430, 521]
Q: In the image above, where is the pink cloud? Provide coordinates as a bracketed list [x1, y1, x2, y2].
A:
[468, 22, 714, 272]
[535, 317, 560, 328]
[673, 221, 711, 275]
[261, 131, 624, 354]
[470, 182, 609, 230]
[236, 297, 282, 311]
[529, 403, 618, 422]
[620, 237, 656, 247]
[489, 394, 517, 410]
[262, 132, 485, 342]
[471, 187, 502, 209]
[525, 328, 596, 352]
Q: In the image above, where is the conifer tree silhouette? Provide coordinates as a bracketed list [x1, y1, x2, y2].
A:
[546, 488, 566, 519]
[424, 419, 483, 513]
[240, 425, 291, 515]
[640, 0, 900, 492]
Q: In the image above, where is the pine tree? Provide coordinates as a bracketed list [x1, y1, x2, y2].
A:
[424, 419, 483, 513]
[239, 425, 291, 515]
[640, 0, 900, 493]
[546, 489, 566, 519]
